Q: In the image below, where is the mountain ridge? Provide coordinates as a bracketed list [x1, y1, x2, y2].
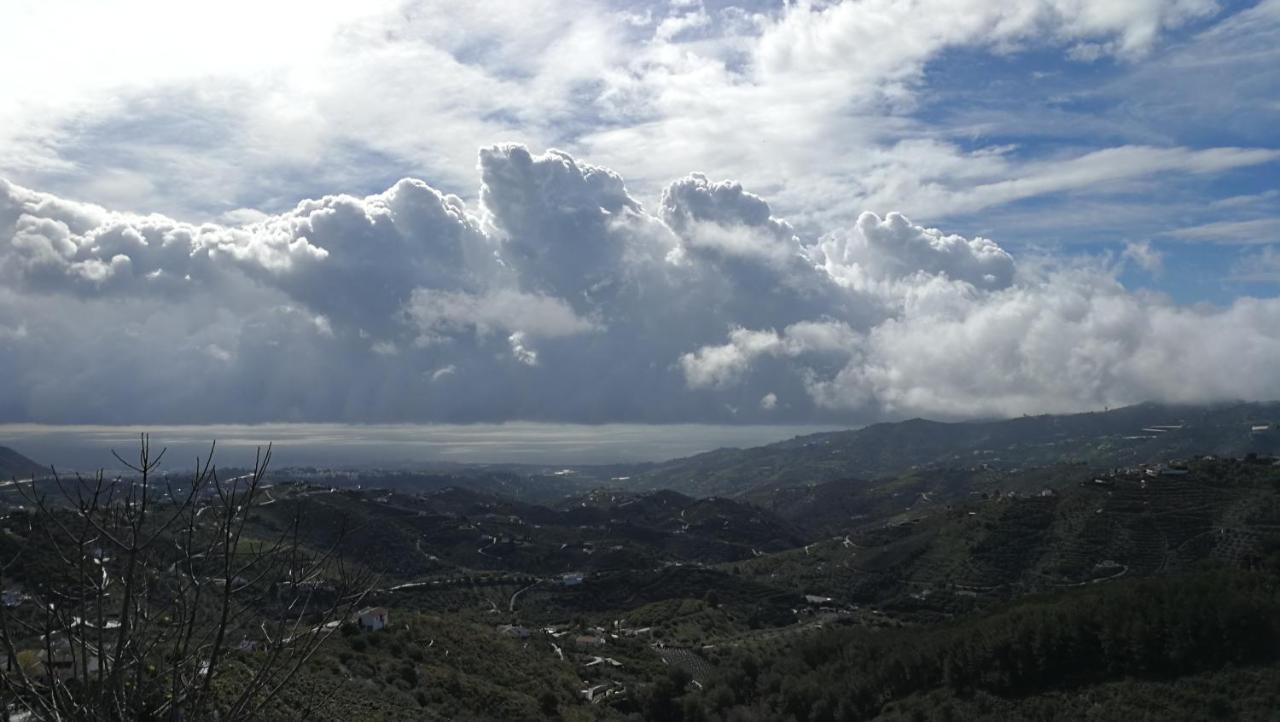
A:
[630, 401, 1280, 497]
[0, 445, 46, 480]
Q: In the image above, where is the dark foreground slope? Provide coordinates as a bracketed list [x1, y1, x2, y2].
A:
[673, 568, 1280, 722]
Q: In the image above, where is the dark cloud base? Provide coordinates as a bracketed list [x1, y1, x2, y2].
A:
[1, 145, 1278, 426]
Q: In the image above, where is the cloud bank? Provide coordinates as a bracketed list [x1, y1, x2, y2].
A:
[2, 146, 1279, 425]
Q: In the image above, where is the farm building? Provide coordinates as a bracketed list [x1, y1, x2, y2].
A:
[354, 606, 388, 631]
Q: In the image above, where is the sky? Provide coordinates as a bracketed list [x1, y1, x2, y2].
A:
[1, 0, 1278, 431]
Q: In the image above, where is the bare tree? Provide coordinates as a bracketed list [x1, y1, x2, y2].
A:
[0, 435, 373, 721]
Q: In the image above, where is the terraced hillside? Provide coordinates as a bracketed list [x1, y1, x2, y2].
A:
[729, 456, 1280, 619]
[741, 464, 1080, 536]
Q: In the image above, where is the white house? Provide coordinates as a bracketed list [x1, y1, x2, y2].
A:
[561, 572, 585, 587]
[354, 606, 388, 631]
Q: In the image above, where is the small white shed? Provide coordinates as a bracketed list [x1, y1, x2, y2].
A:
[354, 606, 388, 631]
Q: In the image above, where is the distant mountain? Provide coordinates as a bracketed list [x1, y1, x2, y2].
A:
[632, 401, 1280, 497]
[0, 445, 46, 480]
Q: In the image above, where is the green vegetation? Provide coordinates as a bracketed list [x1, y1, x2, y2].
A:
[5, 408, 1280, 719]
[244, 614, 599, 721]
[667, 568, 1280, 721]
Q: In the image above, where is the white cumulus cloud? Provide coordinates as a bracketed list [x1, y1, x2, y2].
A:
[2, 145, 1279, 425]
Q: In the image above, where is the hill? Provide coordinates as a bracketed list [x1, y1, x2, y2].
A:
[729, 455, 1280, 618]
[676, 568, 1280, 721]
[247, 483, 804, 583]
[0, 445, 46, 480]
[632, 401, 1280, 497]
[5, 446, 1280, 719]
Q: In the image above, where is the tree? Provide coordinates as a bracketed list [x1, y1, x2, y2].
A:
[0, 435, 373, 721]
[643, 667, 692, 722]
[537, 690, 558, 716]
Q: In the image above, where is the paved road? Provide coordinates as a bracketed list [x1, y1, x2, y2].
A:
[509, 579, 542, 611]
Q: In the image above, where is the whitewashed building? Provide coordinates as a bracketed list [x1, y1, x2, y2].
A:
[354, 606, 388, 631]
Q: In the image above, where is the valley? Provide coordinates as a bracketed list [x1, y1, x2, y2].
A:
[3, 403, 1280, 719]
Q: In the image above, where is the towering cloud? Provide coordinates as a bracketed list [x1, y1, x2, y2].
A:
[1, 146, 1278, 425]
[479, 145, 648, 301]
[820, 211, 1015, 291]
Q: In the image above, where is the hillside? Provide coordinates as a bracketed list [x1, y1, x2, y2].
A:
[247, 483, 805, 583]
[739, 464, 1068, 537]
[5, 447, 1279, 719]
[730, 455, 1280, 618]
[256, 453, 1280, 630]
[676, 568, 1280, 721]
[0, 445, 46, 480]
[632, 401, 1280, 497]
